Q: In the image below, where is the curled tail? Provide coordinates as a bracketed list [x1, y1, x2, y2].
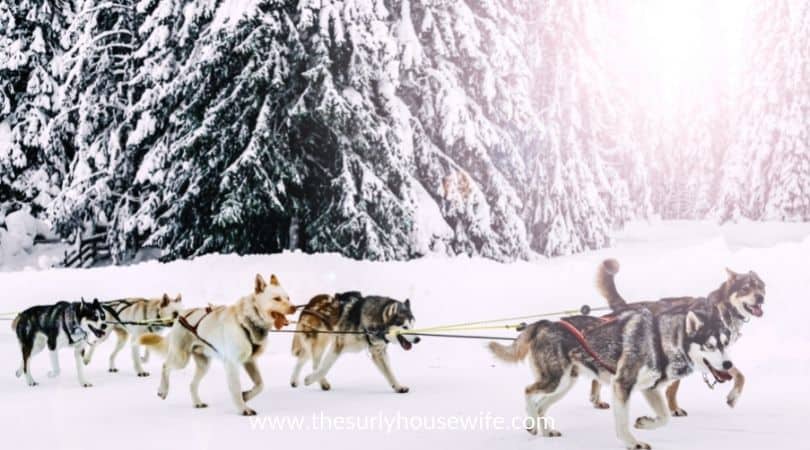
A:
[596, 258, 627, 310]
[488, 332, 530, 363]
[139, 334, 168, 356]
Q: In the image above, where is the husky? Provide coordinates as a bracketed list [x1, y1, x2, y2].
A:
[13, 299, 108, 387]
[589, 259, 765, 415]
[82, 294, 184, 376]
[489, 307, 734, 450]
[139, 274, 296, 415]
[290, 291, 420, 393]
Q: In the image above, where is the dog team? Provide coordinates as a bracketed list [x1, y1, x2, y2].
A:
[11, 260, 765, 449]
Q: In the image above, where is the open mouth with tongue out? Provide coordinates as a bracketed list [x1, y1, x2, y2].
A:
[704, 358, 733, 383]
[88, 324, 106, 338]
[397, 334, 413, 351]
[744, 303, 764, 317]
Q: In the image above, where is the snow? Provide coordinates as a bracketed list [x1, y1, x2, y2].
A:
[0, 221, 806, 449]
[210, 0, 260, 31]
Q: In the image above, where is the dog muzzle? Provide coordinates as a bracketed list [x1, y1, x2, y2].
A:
[387, 327, 420, 350]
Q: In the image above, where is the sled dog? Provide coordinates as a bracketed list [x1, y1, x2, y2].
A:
[82, 294, 184, 376]
[290, 291, 420, 393]
[13, 299, 108, 387]
[489, 307, 734, 449]
[139, 274, 296, 415]
[589, 259, 765, 414]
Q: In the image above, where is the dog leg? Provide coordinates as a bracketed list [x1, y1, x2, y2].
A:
[141, 348, 150, 363]
[635, 389, 670, 430]
[591, 379, 610, 409]
[224, 362, 255, 416]
[311, 341, 331, 391]
[105, 328, 126, 372]
[527, 372, 573, 437]
[665, 380, 687, 416]
[612, 381, 649, 449]
[130, 335, 149, 377]
[726, 367, 745, 408]
[74, 346, 92, 387]
[242, 360, 264, 402]
[304, 344, 340, 389]
[190, 353, 210, 408]
[370, 347, 408, 393]
[18, 339, 39, 386]
[47, 350, 61, 378]
[158, 363, 172, 399]
[290, 353, 307, 388]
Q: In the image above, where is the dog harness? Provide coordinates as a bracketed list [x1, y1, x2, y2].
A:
[177, 306, 219, 354]
[558, 318, 617, 375]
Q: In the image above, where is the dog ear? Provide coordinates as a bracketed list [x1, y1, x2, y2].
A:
[269, 274, 280, 286]
[175, 293, 182, 303]
[255, 274, 267, 294]
[161, 294, 171, 307]
[725, 268, 738, 281]
[93, 298, 101, 307]
[685, 311, 704, 336]
[404, 299, 411, 308]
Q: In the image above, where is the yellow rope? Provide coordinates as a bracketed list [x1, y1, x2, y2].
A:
[405, 306, 610, 334]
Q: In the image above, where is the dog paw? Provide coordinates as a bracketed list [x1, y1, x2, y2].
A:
[81, 382, 93, 388]
[290, 380, 298, 388]
[593, 401, 610, 409]
[543, 430, 562, 438]
[194, 403, 208, 409]
[108, 368, 118, 373]
[727, 391, 740, 408]
[525, 425, 538, 436]
[157, 391, 167, 400]
[630, 442, 651, 450]
[671, 408, 688, 417]
[320, 382, 332, 391]
[303, 375, 316, 386]
[241, 408, 257, 416]
[27, 381, 39, 387]
[137, 372, 150, 377]
[394, 385, 409, 394]
[15, 369, 21, 378]
[47, 370, 60, 378]
[634, 416, 658, 429]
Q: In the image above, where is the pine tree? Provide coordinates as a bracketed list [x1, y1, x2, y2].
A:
[0, 0, 72, 210]
[721, 1, 810, 221]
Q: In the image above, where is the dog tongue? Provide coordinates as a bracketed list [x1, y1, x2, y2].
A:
[270, 312, 289, 330]
[751, 305, 763, 317]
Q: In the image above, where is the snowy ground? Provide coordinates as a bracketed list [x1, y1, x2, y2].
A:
[0, 221, 808, 449]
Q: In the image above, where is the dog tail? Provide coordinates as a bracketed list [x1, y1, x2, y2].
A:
[596, 258, 627, 310]
[488, 332, 530, 363]
[11, 315, 19, 332]
[139, 333, 168, 356]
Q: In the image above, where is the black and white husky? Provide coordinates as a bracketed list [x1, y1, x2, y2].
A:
[13, 299, 108, 387]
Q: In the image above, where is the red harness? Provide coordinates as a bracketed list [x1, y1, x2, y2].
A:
[558, 316, 617, 375]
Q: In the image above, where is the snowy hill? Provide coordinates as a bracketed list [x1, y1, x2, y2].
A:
[0, 221, 807, 449]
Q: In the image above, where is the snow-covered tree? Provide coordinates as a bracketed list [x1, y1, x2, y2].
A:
[0, 0, 72, 210]
[720, 1, 810, 221]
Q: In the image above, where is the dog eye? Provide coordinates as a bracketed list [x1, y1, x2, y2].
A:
[273, 297, 281, 302]
[705, 343, 716, 351]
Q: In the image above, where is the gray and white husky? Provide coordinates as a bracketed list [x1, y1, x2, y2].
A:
[489, 307, 734, 450]
[13, 299, 108, 387]
[291, 291, 420, 393]
[82, 294, 184, 376]
[590, 259, 766, 414]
